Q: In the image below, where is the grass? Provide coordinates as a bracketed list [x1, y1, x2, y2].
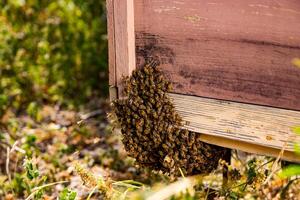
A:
[1, 103, 300, 199]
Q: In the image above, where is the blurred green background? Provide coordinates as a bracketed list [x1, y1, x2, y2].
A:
[0, 0, 108, 115]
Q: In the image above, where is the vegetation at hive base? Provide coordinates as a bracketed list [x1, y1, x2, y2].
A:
[0, 0, 300, 198]
[1, 60, 300, 200]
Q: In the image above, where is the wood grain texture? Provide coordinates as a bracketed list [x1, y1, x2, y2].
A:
[114, 0, 136, 96]
[199, 134, 300, 163]
[134, 0, 300, 110]
[107, 0, 136, 98]
[169, 93, 300, 154]
[106, 0, 116, 86]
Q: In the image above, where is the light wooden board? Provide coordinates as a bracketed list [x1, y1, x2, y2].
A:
[170, 93, 300, 161]
[199, 134, 300, 163]
[106, 0, 116, 87]
[107, 0, 136, 99]
[135, 0, 300, 110]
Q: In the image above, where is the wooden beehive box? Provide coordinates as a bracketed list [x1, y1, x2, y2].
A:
[107, 0, 300, 162]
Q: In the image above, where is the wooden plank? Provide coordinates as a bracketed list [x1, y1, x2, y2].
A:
[134, 0, 300, 110]
[199, 134, 300, 163]
[106, 0, 116, 87]
[169, 93, 300, 154]
[114, 0, 136, 96]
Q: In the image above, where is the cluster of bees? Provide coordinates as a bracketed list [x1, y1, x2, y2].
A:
[112, 62, 229, 176]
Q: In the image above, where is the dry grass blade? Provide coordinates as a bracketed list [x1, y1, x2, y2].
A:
[25, 181, 69, 200]
[263, 143, 286, 185]
[6, 147, 11, 183]
[87, 185, 98, 200]
[146, 176, 201, 200]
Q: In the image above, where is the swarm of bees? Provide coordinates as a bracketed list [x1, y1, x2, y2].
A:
[112, 62, 229, 176]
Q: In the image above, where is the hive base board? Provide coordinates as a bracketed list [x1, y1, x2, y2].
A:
[169, 93, 300, 162]
[199, 134, 299, 163]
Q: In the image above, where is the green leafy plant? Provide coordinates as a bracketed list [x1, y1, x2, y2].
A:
[280, 126, 300, 178]
[24, 158, 40, 180]
[0, 0, 108, 114]
[59, 188, 77, 200]
[5, 158, 46, 198]
[26, 102, 41, 121]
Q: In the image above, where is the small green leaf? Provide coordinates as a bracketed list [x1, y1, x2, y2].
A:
[24, 158, 39, 180]
[294, 143, 300, 155]
[59, 188, 77, 200]
[0, 94, 8, 106]
[26, 134, 37, 146]
[279, 165, 300, 178]
[26, 102, 40, 120]
[246, 159, 257, 184]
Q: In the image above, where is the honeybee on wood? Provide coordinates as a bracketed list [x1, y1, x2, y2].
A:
[138, 110, 146, 118]
[143, 126, 150, 135]
[149, 98, 155, 105]
[137, 70, 144, 79]
[152, 112, 158, 119]
[136, 118, 144, 127]
[162, 143, 168, 150]
[143, 65, 154, 75]
[139, 104, 146, 110]
[166, 125, 173, 134]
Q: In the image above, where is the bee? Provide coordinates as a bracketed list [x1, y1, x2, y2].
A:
[149, 97, 156, 105]
[149, 88, 155, 94]
[133, 113, 139, 119]
[181, 129, 189, 140]
[166, 125, 173, 134]
[162, 143, 168, 150]
[173, 152, 179, 161]
[166, 82, 173, 91]
[145, 106, 151, 114]
[139, 104, 146, 110]
[139, 110, 147, 118]
[130, 78, 137, 86]
[136, 118, 144, 126]
[144, 65, 154, 75]
[143, 127, 151, 135]
[192, 144, 198, 152]
[156, 74, 163, 82]
[157, 123, 164, 133]
[137, 70, 144, 79]
[188, 132, 196, 145]
[158, 151, 164, 156]
[168, 134, 175, 143]
[152, 112, 158, 119]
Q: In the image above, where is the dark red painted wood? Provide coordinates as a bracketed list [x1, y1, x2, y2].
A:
[134, 0, 300, 110]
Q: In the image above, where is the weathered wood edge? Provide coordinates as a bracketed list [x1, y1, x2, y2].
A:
[106, 0, 116, 87]
[134, 0, 300, 111]
[107, 0, 136, 100]
[113, 0, 136, 98]
[169, 93, 300, 162]
[199, 134, 300, 163]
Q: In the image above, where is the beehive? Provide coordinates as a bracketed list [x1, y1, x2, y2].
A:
[107, 0, 300, 162]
